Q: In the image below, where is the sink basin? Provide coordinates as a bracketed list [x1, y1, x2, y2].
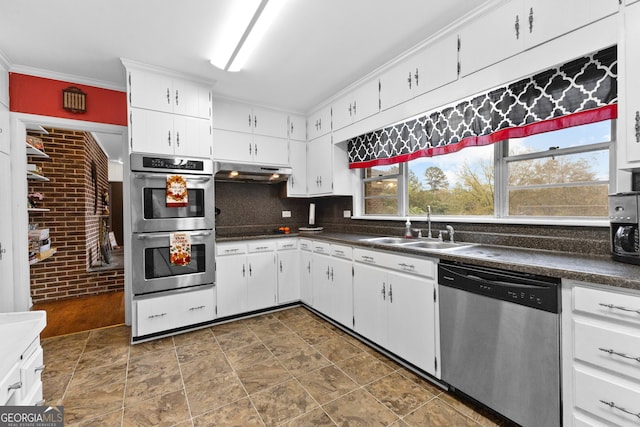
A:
[0, 311, 47, 376]
[401, 240, 474, 251]
[360, 236, 413, 245]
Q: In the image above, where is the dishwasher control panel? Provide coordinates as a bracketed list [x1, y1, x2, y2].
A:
[438, 262, 560, 313]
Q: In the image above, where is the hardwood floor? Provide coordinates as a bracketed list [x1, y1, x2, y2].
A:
[32, 291, 125, 339]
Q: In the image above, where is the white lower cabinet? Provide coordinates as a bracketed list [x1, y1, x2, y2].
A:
[134, 285, 216, 337]
[276, 239, 300, 304]
[353, 248, 439, 377]
[1, 337, 44, 406]
[299, 239, 313, 305]
[216, 240, 277, 317]
[311, 242, 353, 328]
[562, 279, 640, 426]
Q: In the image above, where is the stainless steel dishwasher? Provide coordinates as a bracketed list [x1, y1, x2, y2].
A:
[439, 261, 561, 427]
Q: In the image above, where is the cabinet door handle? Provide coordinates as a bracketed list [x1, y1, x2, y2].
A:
[279, 261, 283, 272]
[249, 264, 252, 276]
[389, 284, 393, 303]
[34, 365, 46, 373]
[290, 122, 294, 133]
[175, 89, 179, 106]
[176, 131, 180, 147]
[599, 347, 640, 362]
[330, 267, 334, 281]
[0, 242, 5, 261]
[318, 118, 321, 130]
[242, 264, 246, 277]
[8, 381, 22, 391]
[307, 261, 311, 273]
[599, 400, 640, 420]
[166, 88, 170, 104]
[249, 144, 252, 156]
[254, 144, 258, 156]
[248, 114, 252, 127]
[168, 130, 172, 146]
[254, 116, 257, 128]
[189, 305, 205, 311]
[148, 313, 167, 319]
[381, 282, 386, 300]
[528, 8, 534, 33]
[414, 68, 419, 87]
[348, 104, 352, 117]
[353, 101, 357, 115]
[599, 302, 640, 314]
[635, 111, 640, 143]
[407, 72, 412, 89]
[515, 15, 520, 40]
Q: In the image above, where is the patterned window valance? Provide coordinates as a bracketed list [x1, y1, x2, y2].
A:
[348, 46, 617, 169]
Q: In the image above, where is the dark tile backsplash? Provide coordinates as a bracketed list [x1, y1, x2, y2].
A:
[215, 182, 610, 255]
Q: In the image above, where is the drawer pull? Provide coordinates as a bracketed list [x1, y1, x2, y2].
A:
[34, 365, 46, 373]
[282, 244, 294, 248]
[598, 347, 640, 362]
[148, 313, 167, 319]
[225, 248, 240, 253]
[361, 255, 376, 264]
[189, 305, 206, 311]
[599, 400, 640, 419]
[398, 262, 415, 271]
[599, 303, 640, 314]
[334, 250, 344, 255]
[8, 381, 22, 391]
[255, 246, 269, 250]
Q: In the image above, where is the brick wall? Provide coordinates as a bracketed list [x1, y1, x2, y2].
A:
[28, 128, 124, 303]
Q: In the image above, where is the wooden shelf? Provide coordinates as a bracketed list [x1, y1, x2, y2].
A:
[27, 171, 49, 181]
[27, 208, 50, 213]
[25, 143, 49, 159]
[29, 247, 57, 265]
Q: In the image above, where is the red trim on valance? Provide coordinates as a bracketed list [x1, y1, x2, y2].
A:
[349, 104, 617, 169]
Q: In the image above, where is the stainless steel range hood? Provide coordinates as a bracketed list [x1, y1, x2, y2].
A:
[214, 161, 291, 183]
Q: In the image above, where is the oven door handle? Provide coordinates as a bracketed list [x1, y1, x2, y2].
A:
[133, 172, 212, 182]
[135, 231, 212, 239]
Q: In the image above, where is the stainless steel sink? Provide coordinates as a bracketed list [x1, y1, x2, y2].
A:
[401, 240, 474, 251]
[360, 236, 474, 251]
[360, 236, 413, 245]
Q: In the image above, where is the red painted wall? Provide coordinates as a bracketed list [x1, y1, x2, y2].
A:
[9, 73, 127, 126]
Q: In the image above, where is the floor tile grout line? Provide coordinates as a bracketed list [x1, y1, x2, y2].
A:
[209, 327, 268, 426]
[173, 335, 196, 427]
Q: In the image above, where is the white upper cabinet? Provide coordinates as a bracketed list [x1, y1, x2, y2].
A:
[212, 99, 289, 165]
[0, 62, 8, 108]
[307, 105, 332, 141]
[333, 79, 380, 131]
[0, 104, 8, 155]
[622, 2, 640, 165]
[128, 68, 211, 119]
[459, 0, 618, 77]
[129, 109, 212, 158]
[286, 139, 307, 197]
[288, 114, 306, 141]
[380, 32, 459, 110]
[212, 99, 288, 139]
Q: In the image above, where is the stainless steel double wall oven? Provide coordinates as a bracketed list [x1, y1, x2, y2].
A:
[130, 154, 215, 296]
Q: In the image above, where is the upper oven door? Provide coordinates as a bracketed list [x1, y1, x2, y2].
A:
[131, 172, 214, 233]
[131, 229, 214, 296]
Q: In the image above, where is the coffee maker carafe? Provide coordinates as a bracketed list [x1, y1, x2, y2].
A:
[609, 192, 640, 265]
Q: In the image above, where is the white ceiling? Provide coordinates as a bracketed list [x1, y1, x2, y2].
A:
[1, 0, 490, 159]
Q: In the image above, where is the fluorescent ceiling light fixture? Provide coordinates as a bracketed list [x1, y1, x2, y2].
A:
[210, 0, 287, 72]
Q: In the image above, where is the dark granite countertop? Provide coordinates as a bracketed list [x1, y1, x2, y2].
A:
[217, 231, 640, 291]
[216, 233, 299, 241]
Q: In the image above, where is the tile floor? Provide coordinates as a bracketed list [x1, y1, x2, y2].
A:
[41, 306, 513, 426]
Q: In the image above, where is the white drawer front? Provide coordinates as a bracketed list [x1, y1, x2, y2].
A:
[277, 239, 297, 250]
[574, 286, 640, 326]
[136, 286, 216, 336]
[248, 240, 276, 253]
[217, 242, 247, 256]
[353, 248, 387, 266]
[312, 241, 331, 254]
[574, 367, 640, 427]
[574, 319, 640, 380]
[299, 239, 312, 251]
[20, 345, 44, 400]
[0, 363, 21, 405]
[331, 244, 352, 259]
[353, 248, 435, 278]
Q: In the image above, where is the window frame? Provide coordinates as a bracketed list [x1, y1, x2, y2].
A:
[356, 120, 615, 226]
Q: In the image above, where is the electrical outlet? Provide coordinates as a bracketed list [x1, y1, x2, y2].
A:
[282, 210, 291, 218]
[343, 210, 351, 218]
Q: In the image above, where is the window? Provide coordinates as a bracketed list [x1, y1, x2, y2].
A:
[362, 164, 402, 215]
[361, 120, 613, 220]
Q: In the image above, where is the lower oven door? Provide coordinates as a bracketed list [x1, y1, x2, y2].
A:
[132, 230, 214, 295]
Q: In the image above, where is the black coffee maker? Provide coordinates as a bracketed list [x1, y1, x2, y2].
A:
[609, 192, 640, 265]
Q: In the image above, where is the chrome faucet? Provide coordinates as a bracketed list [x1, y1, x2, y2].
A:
[426, 205, 433, 238]
[446, 225, 455, 243]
